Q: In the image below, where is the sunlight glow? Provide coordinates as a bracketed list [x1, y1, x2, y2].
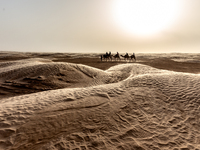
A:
[112, 0, 182, 37]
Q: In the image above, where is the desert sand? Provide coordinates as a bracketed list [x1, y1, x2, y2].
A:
[0, 51, 200, 150]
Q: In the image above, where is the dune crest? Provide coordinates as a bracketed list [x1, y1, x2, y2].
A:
[0, 56, 200, 150]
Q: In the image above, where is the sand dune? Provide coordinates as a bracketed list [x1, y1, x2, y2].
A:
[0, 58, 109, 98]
[0, 52, 200, 150]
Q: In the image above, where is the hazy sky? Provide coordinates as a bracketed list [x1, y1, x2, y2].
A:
[0, 0, 200, 53]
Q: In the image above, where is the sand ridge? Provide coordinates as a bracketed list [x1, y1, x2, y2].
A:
[0, 52, 200, 150]
[0, 58, 110, 98]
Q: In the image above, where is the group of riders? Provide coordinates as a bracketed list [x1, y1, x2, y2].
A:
[101, 52, 136, 62]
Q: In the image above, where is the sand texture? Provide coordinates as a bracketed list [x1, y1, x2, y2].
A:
[0, 52, 200, 150]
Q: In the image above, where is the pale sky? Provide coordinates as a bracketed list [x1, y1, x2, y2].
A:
[0, 0, 200, 53]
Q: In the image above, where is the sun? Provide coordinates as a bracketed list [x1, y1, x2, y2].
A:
[112, 0, 182, 37]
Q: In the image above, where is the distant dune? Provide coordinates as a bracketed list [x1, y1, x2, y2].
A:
[0, 52, 200, 150]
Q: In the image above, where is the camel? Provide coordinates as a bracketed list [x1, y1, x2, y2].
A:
[120, 53, 130, 61]
[112, 53, 121, 61]
[130, 54, 136, 62]
[101, 52, 112, 61]
[101, 52, 136, 62]
[120, 53, 136, 62]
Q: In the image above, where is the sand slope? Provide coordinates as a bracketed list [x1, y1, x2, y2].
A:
[0, 57, 200, 150]
[0, 58, 109, 98]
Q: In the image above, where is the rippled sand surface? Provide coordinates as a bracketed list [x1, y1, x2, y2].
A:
[0, 52, 200, 150]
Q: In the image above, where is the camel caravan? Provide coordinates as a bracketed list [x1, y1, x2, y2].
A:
[101, 52, 136, 62]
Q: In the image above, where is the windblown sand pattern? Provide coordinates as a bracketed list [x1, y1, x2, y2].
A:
[0, 52, 200, 150]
